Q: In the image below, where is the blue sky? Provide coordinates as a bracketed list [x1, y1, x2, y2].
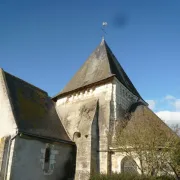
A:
[0, 0, 180, 125]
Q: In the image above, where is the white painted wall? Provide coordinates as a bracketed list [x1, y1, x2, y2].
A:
[8, 136, 75, 180]
[0, 69, 17, 138]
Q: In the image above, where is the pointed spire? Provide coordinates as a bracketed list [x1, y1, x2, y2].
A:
[53, 40, 142, 100]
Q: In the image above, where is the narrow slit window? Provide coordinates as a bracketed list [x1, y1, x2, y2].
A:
[44, 146, 51, 173]
[45, 147, 50, 163]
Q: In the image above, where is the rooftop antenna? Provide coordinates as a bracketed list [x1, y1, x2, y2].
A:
[101, 22, 108, 40]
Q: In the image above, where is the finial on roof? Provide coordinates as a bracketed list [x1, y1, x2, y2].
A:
[101, 22, 108, 40]
[101, 36, 105, 45]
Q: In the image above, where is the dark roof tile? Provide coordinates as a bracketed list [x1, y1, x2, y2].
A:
[3, 71, 71, 141]
[53, 39, 142, 99]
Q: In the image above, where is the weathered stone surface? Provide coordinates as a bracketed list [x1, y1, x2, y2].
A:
[9, 136, 76, 180]
[55, 66, 143, 179]
[56, 82, 113, 179]
[0, 136, 10, 179]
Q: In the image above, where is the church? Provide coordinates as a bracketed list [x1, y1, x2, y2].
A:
[0, 39, 172, 180]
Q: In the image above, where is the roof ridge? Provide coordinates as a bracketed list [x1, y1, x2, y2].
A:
[53, 41, 114, 99]
[4, 71, 47, 95]
[53, 40, 143, 101]
[100, 40, 112, 76]
[104, 41, 142, 99]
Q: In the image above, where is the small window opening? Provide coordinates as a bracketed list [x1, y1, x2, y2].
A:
[44, 146, 51, 172]
[45, 147, 50, 163]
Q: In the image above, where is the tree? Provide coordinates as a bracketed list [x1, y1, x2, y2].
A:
[166, 125, 180, 179]
[113, 105, 180, 179]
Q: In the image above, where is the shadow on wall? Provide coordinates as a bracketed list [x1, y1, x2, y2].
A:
[63, 145, 77, 180]
[91, 107, 100, 175]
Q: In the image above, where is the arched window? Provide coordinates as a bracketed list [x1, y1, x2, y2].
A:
[121, 156, 137, 174]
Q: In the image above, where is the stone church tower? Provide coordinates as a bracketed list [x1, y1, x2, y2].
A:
[0, 39, 172, 180]
[53, 39, 147, 180]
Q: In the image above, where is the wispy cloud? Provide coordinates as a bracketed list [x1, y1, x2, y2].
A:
[164, 95, 176, 101]
[156, 111, 180, 125]
[146, 95, 180, 126]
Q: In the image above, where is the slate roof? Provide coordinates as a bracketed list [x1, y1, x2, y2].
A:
[2, 70, 71, 142]
[126, 105, 174, 135]
[53, 39, 142, 99]
[112, 105, 177, 148]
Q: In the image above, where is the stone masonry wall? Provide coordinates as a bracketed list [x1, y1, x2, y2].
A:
[56, 78, 139, 177]
[0, 136, 10, 179]
[0, 137, 6, 175]
[56, 82, 113, 179]
[56, 83, 112, 106]
[110, 78, 139, 174]
[111, 77, 138, 121]
[9, 136, 75, 180]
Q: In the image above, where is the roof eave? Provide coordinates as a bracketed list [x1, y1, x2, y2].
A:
[18, 130, 75, 145]
[52, 75, 115, 101]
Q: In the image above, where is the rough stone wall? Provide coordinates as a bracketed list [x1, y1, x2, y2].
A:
[109, 77, 138, 139]
[6, 138, 16, 180]
[0, 69, 17, 138]
[56, 83, 112, 106]
[91, 109, 100, 174]
[111, 77, 138, 121]
[110, 78, 139, 174]
[109, 78, 138, 143]
[0, 136, 10, 179]
[56, 82, 113, 179]
[73, 112, 98, 180]
[8, 136, 75, 180]
[111, 152, 141, 174]
[56, 78, 139, 177]
[0, 137, 6, 174]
